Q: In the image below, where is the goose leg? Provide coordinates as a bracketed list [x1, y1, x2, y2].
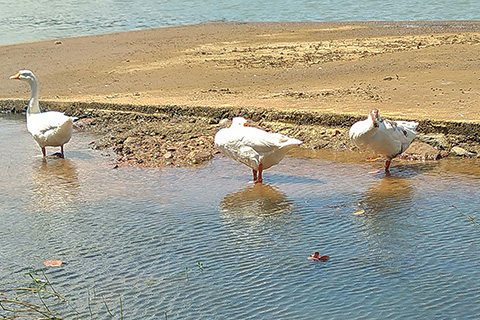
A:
[384, 159, 391, 172]
[60, 145, 65, 158]
[41, 147, 46, 158]
[252, 169, 258, 182]
[256, 163, 263, 183]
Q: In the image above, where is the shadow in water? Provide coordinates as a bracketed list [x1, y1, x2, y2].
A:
[221, 183, 293, 216]
[31, 158, 80, 212]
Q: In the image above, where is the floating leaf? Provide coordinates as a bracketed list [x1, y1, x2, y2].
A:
[354, 209, 365, 216]
[43, 260, 63, 267]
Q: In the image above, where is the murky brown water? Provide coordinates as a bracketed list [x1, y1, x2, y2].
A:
[1, 114, 480, 319]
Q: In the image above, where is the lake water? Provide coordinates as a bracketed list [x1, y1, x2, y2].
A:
[1, 0, 479, 45]
[1, 115, 480, 319]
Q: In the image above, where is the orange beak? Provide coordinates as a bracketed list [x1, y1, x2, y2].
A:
[9, 72, 21, 80]
[243, 122, 248, 127]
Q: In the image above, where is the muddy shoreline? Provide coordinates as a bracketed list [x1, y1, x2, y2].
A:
[2, 99, 479, 167]
[1, 21, 479, 165]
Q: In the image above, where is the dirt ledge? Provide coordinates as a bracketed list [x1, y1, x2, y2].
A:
[2, 99, 480, 167]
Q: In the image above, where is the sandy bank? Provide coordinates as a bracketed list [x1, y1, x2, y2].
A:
[1, 21, 479, 166]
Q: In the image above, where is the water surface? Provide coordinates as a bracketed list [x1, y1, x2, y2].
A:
[1, 0, 479, 45]
[1, 115, 480, 319]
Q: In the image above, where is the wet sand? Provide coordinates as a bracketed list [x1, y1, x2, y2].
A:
[1, 21, 479, 166]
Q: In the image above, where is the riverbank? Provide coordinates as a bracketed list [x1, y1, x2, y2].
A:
[1, 21, 479, 166]
[1, 99, 479, 166]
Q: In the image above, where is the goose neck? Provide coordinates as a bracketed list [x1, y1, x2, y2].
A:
[27, 78, 41, 114]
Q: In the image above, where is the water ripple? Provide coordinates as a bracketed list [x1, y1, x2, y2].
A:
[3, 117, 480, 318]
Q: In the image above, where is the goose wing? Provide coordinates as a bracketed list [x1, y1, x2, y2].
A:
[240, 127, 301, 152]
[28, 111, 72, 134]
[381, 119, 418, 154]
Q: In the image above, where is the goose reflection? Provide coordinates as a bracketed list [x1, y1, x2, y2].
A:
[221, 183, 293, 216]
[360, 174, 415, 213]
[355, 174, 416, 271]
[32, 158, 80, 212]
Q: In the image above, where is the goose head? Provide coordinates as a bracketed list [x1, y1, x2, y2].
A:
[369, 109, 381, 128]
[231, 117, 248, 128]
[10, 69, 37, 83]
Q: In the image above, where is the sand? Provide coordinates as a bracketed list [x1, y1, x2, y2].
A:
[1, 21, 479, 166]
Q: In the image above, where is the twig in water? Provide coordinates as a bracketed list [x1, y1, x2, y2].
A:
[452, 205, 480, 228]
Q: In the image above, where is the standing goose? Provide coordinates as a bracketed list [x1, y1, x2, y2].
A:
[10, 70, 74, 158]
[215, 117, 302, 183]
[349, 109, 418, 172]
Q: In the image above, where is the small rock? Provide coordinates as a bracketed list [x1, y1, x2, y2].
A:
[218, 119, 231, 127]
[450, 146, 475, 157]
[401, 141, 443, 160]
[164, 152, 173, 159]
[326, 129, 341, 137]
[416, 134, 450, 150]
[194, 151, 212, 163]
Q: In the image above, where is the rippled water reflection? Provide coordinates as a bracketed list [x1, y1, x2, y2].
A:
[1, 115, 480, 319]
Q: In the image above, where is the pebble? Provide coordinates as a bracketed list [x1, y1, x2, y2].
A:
[451, 146, 475, 157]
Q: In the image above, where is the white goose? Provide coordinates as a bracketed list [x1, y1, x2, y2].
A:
[349, 109, 418, 172]
[10, 70, 74, 158]
[215, 117, 302, 183]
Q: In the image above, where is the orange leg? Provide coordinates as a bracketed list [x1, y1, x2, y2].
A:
[256, 163, 263, 183]
[384, 159, 391, 172]
[252, 169, 258, 182]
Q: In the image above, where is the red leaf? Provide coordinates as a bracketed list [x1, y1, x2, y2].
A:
[307, 252, 330, 261]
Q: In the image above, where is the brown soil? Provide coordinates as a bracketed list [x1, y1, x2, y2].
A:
[1, 21, 479, 166]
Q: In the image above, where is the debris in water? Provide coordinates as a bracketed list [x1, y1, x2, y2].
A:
[43, 260, 63, 267]
[307, 252, 330, 261]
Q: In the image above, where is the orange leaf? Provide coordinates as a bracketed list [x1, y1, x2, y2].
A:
[43, 260, 63, 267]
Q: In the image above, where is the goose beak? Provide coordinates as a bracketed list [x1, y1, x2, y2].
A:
[243, 122, 248, 127]
[9, 72, 21, 80]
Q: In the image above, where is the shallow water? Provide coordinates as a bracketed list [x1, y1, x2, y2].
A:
[1, 115, 480, 319]
[1, 0, 479, 45]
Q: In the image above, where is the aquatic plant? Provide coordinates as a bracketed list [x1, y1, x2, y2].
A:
[0, 269, 65, 319]
[0, 268, 126, 320]
[1, 262, 206, 319]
